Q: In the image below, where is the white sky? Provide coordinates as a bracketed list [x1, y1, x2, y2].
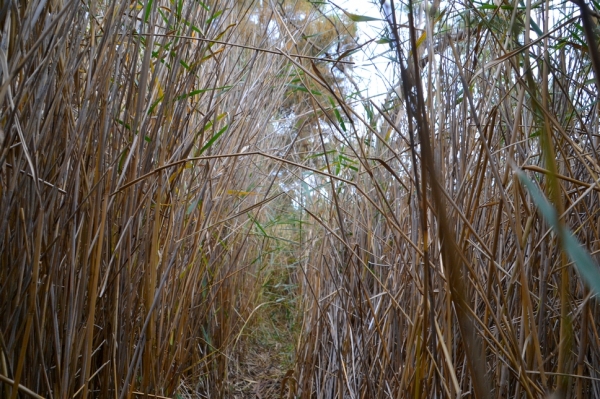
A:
[329, 0, 396, 104]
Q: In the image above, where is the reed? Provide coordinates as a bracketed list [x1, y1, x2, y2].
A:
[293, 1, 600, 398]
[0, 0, 329, 397]
[2, 0, 600, 398]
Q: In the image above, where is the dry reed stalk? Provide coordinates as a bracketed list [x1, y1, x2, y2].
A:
[293, 0, 600, 398]
[0, 0, 344, 397]
[3, 0, 600, 398]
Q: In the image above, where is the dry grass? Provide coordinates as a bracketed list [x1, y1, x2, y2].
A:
[292, 1, 600, 398]
[0, 0, 330, 397]
[2, 0, 600, 398]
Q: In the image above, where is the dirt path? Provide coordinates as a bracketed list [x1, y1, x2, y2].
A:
[229, 295, 298, 398]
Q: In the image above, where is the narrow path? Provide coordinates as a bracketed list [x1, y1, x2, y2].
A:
[229, 273, 298, 398]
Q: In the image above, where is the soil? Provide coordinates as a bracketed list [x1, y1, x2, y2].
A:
[228, 301, 297, 398]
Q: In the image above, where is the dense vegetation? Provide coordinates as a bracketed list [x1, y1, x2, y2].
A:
[1, 0, 600, 398]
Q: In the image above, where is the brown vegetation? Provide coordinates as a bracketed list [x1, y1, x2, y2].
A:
[1, 0, 600, 398]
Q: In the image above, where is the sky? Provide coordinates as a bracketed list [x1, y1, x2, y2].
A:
[328, 0, 397, 104]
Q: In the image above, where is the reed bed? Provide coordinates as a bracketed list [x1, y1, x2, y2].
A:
[2, 0, 600, 398]
[293, 1, 600, 398]
[0, 0, 330, 397]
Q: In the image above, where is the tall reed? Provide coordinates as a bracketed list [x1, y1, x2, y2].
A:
[3, 0, 600, 398]
[0, 0, 329, 397]
[293, 1, 600, 398]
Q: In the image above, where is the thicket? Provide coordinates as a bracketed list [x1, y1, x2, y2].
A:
[1, 0, 600, 398]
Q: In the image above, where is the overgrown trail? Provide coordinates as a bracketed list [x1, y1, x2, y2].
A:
[229, 304, 297, 398]
[229, 268, 299, 398]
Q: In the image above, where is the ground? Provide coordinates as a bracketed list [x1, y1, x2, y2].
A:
[228, 275, 298, 398]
